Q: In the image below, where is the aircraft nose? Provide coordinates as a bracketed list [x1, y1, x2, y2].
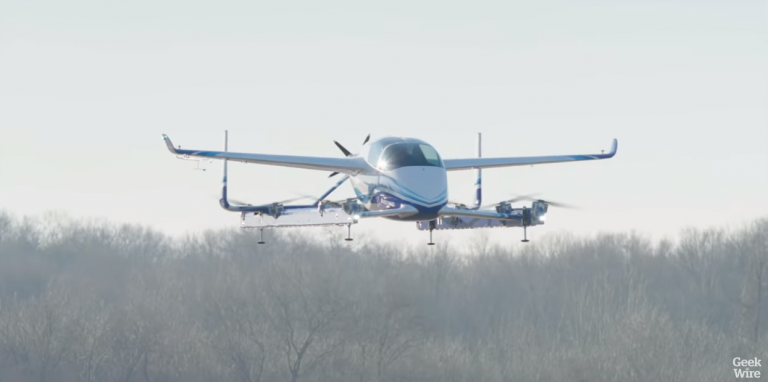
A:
[384, 166, 448, 203]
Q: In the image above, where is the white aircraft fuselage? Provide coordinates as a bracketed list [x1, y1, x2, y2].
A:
[346, 136, 449, 221]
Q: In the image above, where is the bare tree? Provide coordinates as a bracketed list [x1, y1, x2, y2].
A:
[0, 209, 765, 382]
[263, 254, 351, 382]
[204, 263, 269, 382]
[0, 284, 79, 382]
[736, 219, 768, 344]
[72, 298, 111, 382]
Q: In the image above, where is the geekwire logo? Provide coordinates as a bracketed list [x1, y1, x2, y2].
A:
[734, 357, 761, 378]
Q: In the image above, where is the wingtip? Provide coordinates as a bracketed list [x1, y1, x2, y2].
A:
[162, 134, 178, 154]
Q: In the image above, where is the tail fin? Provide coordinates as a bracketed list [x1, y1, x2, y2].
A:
[472, 132, 482, 209]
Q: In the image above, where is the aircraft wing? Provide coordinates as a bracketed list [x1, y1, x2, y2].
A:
[162, 134, 369, 175]
[443, 139, 617, 171]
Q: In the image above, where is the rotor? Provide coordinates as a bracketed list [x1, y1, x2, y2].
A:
[317, 196, 359, 208]
[328, 134, 370, 178]
[215, 194, 313, 208]
[481, 194, 578, 209]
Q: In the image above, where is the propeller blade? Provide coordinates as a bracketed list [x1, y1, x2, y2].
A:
[223, 195, 313, 207]
[333, 141, 352, 157]
[291, 193, 341, 204]
[504, 193, 541, 204]
[329, 136, 367, 176]
[319, 196, 357, 205]
[540, 200, 578, 209]
[479, 193, 578, 209]
[510, 194, 579, 209]
[479, 194, 524, 208]
[275, 196, 313, 205]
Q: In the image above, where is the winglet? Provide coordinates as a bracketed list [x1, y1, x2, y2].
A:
[594, 138, 618, 159]
[606, 138, 618, 158]
[162, 134, 180, 154]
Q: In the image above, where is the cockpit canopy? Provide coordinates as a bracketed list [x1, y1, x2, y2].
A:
[368, 138, 444, 170]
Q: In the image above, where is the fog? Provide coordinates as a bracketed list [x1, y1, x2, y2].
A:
[0, 210, 766, 381]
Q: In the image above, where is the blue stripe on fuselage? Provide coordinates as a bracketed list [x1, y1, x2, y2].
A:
[368, 192, 446, 221]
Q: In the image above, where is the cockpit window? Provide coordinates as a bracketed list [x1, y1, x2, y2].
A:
[378, 143, 443, 170]
[368, 141, 384, 166]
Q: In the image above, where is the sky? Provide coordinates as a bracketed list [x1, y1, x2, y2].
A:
[1, 0, 766, 249]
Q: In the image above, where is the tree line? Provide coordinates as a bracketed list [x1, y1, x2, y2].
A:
[0, 210, 766, 382]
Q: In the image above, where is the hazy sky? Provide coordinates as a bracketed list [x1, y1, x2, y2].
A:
[1, 0, 766, 248]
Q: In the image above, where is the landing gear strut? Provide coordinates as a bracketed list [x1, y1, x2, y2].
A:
[258, 229, 265, 244]
[521, 207, 530, 243]
[427, 220, 436, 246]
[345, 224, 353, 241]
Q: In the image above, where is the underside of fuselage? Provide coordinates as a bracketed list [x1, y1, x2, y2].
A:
[348, 164, 449, 222]
[370, 192, 446, 221]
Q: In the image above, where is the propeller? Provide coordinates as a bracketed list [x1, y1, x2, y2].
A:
[317, 196, 358, 207]
[450, 194, 543, 209]
[481, 194, 578, 209]
[329, 134, 371, 178]
[216, 195, 313, 207]
[480, 193, 541, 209]
[333, 141, 352, 157]
[533, 199, 577, 209]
